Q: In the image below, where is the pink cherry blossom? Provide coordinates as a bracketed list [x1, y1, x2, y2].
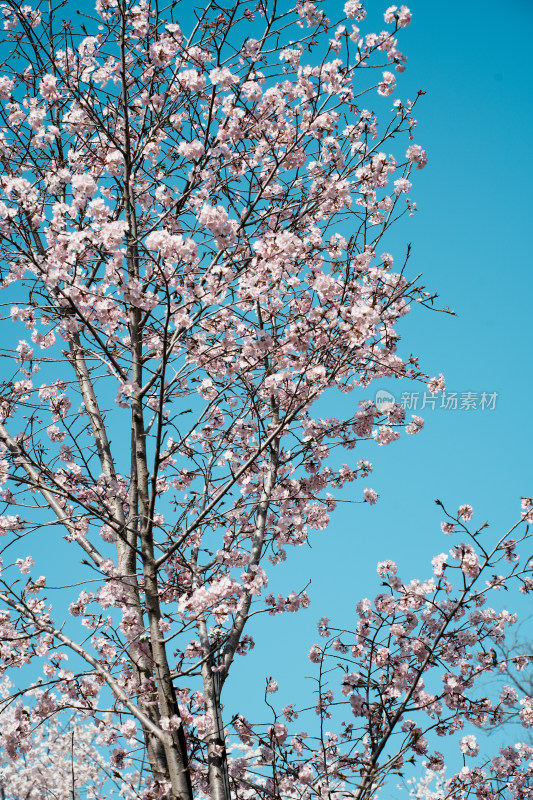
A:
[364, 488, 379, 504]
[428, 373, 446, 394]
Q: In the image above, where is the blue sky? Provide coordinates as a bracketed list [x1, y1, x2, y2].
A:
[224, 0, 533, 754]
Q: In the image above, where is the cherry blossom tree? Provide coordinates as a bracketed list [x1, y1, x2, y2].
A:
[236, 500, 533, 800]
[0, 675, 139, 800]
[0, 0, 531, 799]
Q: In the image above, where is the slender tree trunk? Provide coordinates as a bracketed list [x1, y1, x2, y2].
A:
[198, 618, 232, 800]
[67, 339, 173, 783]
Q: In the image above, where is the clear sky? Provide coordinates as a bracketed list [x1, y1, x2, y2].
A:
[224, 0, 533, 757]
